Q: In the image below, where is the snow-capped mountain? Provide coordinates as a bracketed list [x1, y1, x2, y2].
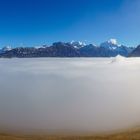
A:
[70, 41, 86, 49]
[0, 46, 12, 54]
[99, 39, 133, 56]
[35, 44, 48, 49]
[100, 39, 120, 50]
[2, 46, 12, 51]
[0, 40, 134, 58]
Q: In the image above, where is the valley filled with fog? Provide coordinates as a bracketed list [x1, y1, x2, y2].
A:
[0, 57, 140, 134]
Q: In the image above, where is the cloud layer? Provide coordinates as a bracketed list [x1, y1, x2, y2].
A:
[0, 57, 140, 133]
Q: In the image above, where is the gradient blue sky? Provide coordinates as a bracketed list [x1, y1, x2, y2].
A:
[0, 0, 140, 47]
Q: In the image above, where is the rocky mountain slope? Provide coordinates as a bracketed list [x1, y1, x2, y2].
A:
[0, 39, 134, 58]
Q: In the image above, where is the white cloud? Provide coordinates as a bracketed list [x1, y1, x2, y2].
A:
[0, 58, 140, 133]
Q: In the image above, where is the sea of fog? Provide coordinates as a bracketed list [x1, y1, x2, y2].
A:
[0, 56, 140, 133]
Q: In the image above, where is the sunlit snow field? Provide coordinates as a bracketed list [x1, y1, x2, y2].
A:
[0, 56, 140, 133]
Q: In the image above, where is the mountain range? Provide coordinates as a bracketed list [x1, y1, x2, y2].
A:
[0, 39, 135, 58]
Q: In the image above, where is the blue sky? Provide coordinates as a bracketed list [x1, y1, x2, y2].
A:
[0, 0, 140, 47]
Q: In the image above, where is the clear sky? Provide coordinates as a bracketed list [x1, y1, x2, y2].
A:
[0, 0, 140, 47]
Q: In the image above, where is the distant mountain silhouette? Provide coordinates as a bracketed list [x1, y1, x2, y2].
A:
[129, 45, 140, 57]
[0, 40, 134, 58]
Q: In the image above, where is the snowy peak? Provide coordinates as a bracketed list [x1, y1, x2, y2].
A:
[108, 39, 118, 45]
[70, 41, 86, 49]
[35, 44, 48, 49]
[0, 46, 12, 54]
[100, 39, 120, 50]
[0, 40, 134, 58]
[2, 46, 12, 52]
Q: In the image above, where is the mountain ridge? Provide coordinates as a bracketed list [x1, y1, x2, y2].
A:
[0, 39, 134, 58]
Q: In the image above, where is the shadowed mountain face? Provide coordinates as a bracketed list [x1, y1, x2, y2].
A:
[0, 42, 80, 58]
[129, 45, 140, 57]
[0, 40, 134, 58]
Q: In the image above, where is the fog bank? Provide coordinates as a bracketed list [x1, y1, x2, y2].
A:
[0, 57, 140, 133]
